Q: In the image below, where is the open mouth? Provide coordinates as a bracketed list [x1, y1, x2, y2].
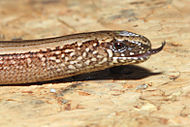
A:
[113, 41, 166, 61]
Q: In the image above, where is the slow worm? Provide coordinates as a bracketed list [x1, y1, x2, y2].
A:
[0, 30, 165, 84]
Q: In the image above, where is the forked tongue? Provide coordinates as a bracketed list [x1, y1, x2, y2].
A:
[149, 41, 166, 55]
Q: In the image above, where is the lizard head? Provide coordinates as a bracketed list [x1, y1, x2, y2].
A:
[106, 31, 165, 65]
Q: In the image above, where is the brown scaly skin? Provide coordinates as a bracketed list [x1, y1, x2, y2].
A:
[0, 31, 165, 84]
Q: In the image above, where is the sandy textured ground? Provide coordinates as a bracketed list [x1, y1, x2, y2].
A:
[0, 0, 190, 127]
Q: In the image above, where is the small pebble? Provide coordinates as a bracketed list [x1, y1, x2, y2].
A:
[136, 84, 149, 90]
[50, 88, 56, 93]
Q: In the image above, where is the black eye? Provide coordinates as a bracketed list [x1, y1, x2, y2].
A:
[112, 41, 127, 52]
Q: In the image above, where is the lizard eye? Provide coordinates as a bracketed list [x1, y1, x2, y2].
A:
[112, 41, 127, 52]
